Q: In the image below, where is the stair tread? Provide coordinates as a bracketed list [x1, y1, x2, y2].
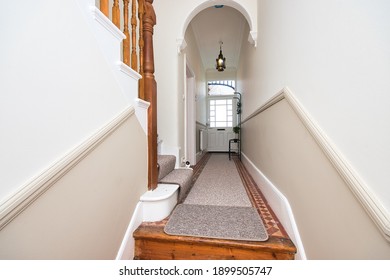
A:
[134, 219, 295, 252]
[133, 219, 296, 260]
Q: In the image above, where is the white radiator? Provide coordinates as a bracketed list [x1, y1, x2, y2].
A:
[200, 129, 208, 151]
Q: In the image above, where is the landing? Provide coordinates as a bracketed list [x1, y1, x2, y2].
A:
[133, 153, 296, 259]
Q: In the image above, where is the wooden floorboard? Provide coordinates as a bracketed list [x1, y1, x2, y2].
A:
[134, 219, 295, 260]
[134, 153, 297, 260]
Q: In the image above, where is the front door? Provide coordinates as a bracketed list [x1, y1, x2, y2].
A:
[207, 97, 236, 152]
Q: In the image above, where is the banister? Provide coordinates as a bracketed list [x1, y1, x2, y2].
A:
[142, 0, 158, 190]
[97, 0, 157, 190]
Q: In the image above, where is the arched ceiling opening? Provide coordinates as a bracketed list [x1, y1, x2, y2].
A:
[188, 5, 249, 71]
[177, 1, 257, 70]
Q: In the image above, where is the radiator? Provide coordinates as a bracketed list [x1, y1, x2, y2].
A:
[200, 129, 208, 151]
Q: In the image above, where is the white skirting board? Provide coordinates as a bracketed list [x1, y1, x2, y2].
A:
[115, 202, 143, 260]
[241, 152, 307, 260]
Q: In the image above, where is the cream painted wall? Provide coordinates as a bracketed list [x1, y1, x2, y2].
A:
[241, 99, 390, 259]
[236, 0, 390, 258]
[0, 114, 147, 259]
[0, 0, 128, 202]
[237, 0, 390, 214]
[153, 0, 256, 158]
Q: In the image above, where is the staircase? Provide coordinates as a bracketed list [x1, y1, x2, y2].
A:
[139, 155, 193, 222]
[157, 155, 193, 203]
[133, 154, 297, 260]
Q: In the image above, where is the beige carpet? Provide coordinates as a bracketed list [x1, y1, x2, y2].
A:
[184, 153, 252, 207]
[164, 153, 268, 242]
[165, 204, 268, 241]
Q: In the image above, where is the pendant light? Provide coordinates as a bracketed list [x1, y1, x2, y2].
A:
[216, 41, 226, 72]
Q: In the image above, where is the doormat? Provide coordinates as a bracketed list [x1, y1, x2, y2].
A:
[164, 204, 268, 242]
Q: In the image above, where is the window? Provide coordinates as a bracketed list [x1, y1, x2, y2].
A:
[208, 80, 235, 95]
[207, 80, 236, 127]
[209, 99, 233, 127]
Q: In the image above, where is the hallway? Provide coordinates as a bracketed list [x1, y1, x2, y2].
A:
[133, 153, 296, 259]
[189, 153, 292, 242]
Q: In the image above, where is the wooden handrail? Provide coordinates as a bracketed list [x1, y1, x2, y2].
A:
[98, 0, 157, 190]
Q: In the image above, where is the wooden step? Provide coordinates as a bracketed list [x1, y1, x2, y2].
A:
[134, 154, 296, 260]
[133, 219, 296, 260]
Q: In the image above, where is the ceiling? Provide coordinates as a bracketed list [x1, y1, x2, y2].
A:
[189, 5, 248, 71]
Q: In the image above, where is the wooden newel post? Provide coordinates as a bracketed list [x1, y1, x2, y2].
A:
[143, 0, 158, 190]
[138, 0, 145, 100]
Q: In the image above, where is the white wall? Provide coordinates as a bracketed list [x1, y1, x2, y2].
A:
[237, 0, 390, 221]
[0, 0, 128, 202]
[185, 26, 207, 128]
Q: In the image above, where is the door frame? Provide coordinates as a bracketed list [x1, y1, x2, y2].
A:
[184, 57, 196, 165]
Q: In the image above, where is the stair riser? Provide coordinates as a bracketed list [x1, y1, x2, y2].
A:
[134, 239, 294, 260]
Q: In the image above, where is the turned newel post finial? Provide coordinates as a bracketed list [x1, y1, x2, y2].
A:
[143, 0, 156, 77]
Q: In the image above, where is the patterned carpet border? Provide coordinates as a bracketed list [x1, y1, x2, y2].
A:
[233, 156, 289, 238]
[191, 152, 211, 185]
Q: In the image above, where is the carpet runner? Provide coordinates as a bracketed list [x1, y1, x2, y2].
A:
[164, 153, 268, 241]
[164, 204, 268, 241]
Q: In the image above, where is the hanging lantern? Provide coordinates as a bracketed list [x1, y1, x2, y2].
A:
[216, 41, 226, 72]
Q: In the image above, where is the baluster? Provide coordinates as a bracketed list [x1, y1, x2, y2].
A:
[100, 0, 109, 17]
[123, 0, 130, 66]
[131, 0, 138, 71]
[112, 0, 120, 28]
[138, 0, 145, 99]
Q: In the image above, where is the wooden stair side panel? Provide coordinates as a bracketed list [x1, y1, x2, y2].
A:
[133, 221, 296, 260]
